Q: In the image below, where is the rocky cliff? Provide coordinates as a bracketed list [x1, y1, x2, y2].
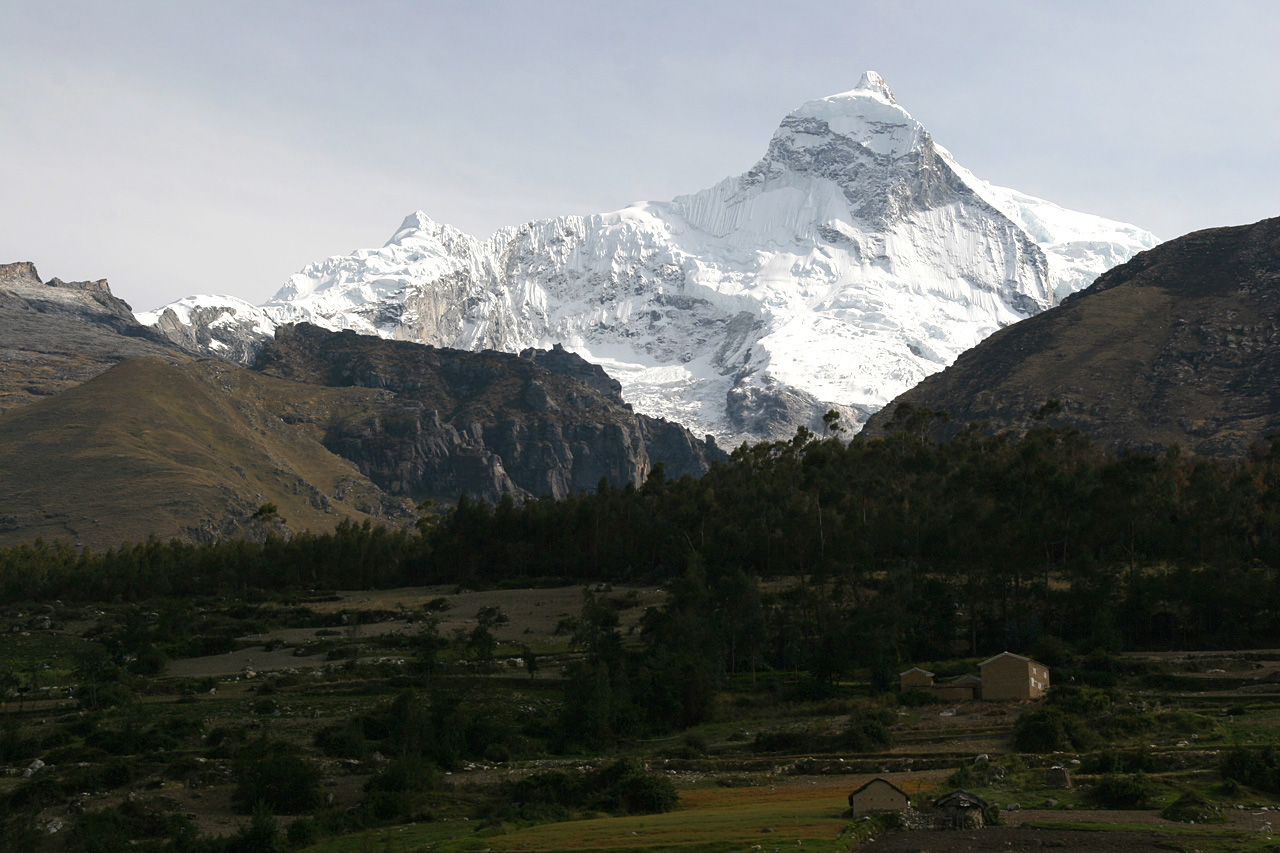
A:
[253, 324, 725, 502]
[0, 261, 189, 413]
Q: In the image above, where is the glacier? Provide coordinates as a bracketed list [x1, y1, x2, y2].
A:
[141, 72, 1157, 446]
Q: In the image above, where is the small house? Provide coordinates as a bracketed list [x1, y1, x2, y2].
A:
[899, 667, 935, 691]
[848, 777, 910, 815]
[979, 652, 1049, 700]
[932, 789, 989, 829]
[932, 673, 982, 701]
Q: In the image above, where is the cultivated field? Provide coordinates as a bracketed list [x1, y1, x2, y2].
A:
[6, 584, 1280, 852]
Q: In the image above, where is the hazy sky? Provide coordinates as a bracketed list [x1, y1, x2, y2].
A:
[2, 1, 1277, 311]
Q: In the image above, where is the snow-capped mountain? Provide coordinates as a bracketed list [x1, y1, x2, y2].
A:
[142, 72, 1157, 445]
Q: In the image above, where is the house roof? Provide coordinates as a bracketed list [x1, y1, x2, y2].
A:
[946, 674, 983, 687]
[934, 789, 989, 808]
[978, 651, 1048, 669]
[850, 777, 909, 799]
[899, 667, 935, 677]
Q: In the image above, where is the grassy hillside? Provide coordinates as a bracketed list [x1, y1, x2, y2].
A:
[0, 357, 412, 549]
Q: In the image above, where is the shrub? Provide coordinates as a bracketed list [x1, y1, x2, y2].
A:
[609, 773, 679, 814]
[501, 759, 678, 818]
[1082, 749, 1152, 774]
[365, 758, 439, 794]
[232, 738, 321, 814]
[1013, 707, 1097, 752]
[314, 719, 369, 759]
[839, 709, 894, 752]
[1162, 790, 1225, 824]
[752, 729, 811, 753]
[1030, 635, 1072, 668]
[1221, 746, 1280, 793]
[1090, 773, 1156, 809]
[225, 804, 281, 853]
[1045, 686, 1112, 716]
[681, 733, 710, 755]
[897, 688, 941, 707]
[0, 722, 37, 764]
[286, 816, 320, 848]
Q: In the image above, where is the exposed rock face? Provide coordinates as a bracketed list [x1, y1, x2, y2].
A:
[0, 261, 189, 413]
[149, 300, 267, 365]
[254, 324, 725, 502]
[861, 217, 1280, 456]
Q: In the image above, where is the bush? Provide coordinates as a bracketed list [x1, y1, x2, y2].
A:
[286, 816, 320, 848]
[0, 722, 38, 764]
[225, 805, 281, 853]
[501, 759, 678, 818]
[897, 689, 941, 707]
[314, 719, 369, 759]
[1090, 773, 1156, 809]
[1013, 707, 1097, 752]
[609, 773, 679, 814]
[1045, 686, 1112, 716]
[1082, 749, 1153, 774]
[365, 758, 439, 794]
[232, 738, 321, 814]
[839, 709, 894, 752]
[1030, 635, 1072, 668]
[1221, 746, 1280, 793]
[681, 733, 710, 755]
[1162, 790, 1225, 824]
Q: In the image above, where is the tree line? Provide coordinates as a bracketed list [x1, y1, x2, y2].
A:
[5, 405, 1280, 668]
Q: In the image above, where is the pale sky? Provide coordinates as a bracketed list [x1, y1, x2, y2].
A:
[2, 1, 1277, 311]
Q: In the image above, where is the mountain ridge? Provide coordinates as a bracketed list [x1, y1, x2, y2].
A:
[0, 269, 724, 549]
[861, 216, 1280, 455]
[141, 73, 1156, 444]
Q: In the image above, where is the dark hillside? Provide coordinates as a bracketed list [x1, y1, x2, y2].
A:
[862, 217, 1280, 455]
[254, 323, 724, 502]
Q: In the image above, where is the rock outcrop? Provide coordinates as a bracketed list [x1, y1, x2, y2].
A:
[254, 324, 725, 502]
[0, 261, 189, 413]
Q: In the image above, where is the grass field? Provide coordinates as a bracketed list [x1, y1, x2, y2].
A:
[305, 777, 904, 853]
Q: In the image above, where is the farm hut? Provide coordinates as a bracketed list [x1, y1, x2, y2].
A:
[899, 667, 935, 691]
[848, 778, 910, 815]
[932, 789, 989, 829]
[932, 673, 982, 701]
[979, 652, 1049, 700]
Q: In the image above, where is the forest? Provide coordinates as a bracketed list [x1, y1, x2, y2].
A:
[3, 404, 1279, 682]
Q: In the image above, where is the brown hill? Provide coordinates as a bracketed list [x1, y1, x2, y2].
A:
[0, 357, 415, 549]
[862, 217, 1280, 455]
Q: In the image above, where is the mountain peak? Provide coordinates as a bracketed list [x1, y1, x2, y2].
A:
[388, 210, 436, 242]
[854, 70, 895, 104]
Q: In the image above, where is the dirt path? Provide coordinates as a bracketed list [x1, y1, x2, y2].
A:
[858, 825, 1243, 851]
